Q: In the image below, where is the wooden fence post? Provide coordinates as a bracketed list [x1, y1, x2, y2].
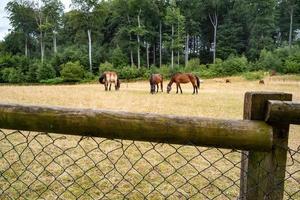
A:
[239, 92, 292, 200]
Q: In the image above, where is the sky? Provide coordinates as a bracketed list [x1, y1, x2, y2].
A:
[0, 0, 72, 41]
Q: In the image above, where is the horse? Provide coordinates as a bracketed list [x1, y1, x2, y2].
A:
[149, 74, 163, 94]
[99, 71, 120, 91]
[167, 73, 200, 94]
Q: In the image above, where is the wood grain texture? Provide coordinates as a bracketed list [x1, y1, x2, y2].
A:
[0, 103, 273, 151]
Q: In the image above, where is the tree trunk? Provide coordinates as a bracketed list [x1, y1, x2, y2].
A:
[185, 34, 189, 67]
[289, 7, 294, 48]
[40, 31, 44, 64]
[88, 29, 92, 73]
[53, 31, 57, 54]
[146, 42, 149, 68]
[177, 20, 180, 66]
[209, 12, 218, 64]
[153, 43, 156, 66]
[25, 36, 28, 57]
[159, 21, 162, 68]
[127, 15, 134, 67]
[137, 10, 141, 69]
[171, 24, 174, 69]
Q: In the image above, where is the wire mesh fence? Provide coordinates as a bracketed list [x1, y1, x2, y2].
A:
[0, 129, 299, 200]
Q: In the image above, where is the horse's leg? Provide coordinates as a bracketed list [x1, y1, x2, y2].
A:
[193, 86, 195, 95]
[161, 81, 163, 92]
[179, 84, 183, 94]
[156, 84, 159, 93]
[109, 83, 112, 91]
[105, 82, 108, 91]
[176, 83, 179, 94]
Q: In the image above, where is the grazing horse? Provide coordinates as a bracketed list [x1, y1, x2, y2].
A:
[99, 71, 120, 91]
[149, 74, 163, 94]
[167, 73, 200, 94]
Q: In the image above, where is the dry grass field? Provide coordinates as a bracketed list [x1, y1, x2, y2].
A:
[0, 75, 299, 199]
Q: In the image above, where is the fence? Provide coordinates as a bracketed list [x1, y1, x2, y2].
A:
[0, 92, 299, 199]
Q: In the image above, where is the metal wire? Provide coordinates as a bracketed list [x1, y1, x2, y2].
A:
[0, 129, 299, 200]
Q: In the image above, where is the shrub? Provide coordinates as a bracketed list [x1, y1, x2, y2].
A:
[111, 47, 127, 68]
[60, 61, 85, 82]
[99, 61, 114, 74]
[40, 77, 64, 84]
[37, 62, 56, 81]
[1, 68, 24, 83]
[222, 55, 248, 75]
[185, 58, 200, 71]
[284, 52, 300, 73]
[243, 71, 265, 80]
[257, 49, 282, 71]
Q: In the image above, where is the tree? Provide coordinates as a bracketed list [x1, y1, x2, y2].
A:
[71, 0, 99, 72]
[6, 0, 37, 57]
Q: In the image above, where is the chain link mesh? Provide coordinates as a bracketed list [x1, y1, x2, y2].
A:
[0, 129, 299, 199]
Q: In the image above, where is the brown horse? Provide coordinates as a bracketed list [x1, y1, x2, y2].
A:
[149, 74, 163, 94]
[99, 71, 120, 91]
[167, 73, 200, 94]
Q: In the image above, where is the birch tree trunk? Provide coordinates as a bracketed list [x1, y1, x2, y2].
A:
[137, 10, 141, 69]
[88, 29, 92, 73]
[25, 36, 28, 57]
[127, 15, 134, 67]
[177, 20, 180, 66]
[289, 7, 294, 48]
[40, 31, 44, 64]
[53, 30, 57, 54]
[153, 44, 156, 66]
[171, 24, 174, 69]
[209, 12, 218, 64]
[159, 21, 162, 68]
[185, 34, 189, 67]
[146, 42, 149, 68]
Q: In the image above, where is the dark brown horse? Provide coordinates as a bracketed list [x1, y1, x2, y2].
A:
[99, 71, 120, 91]
[167, 73, 200, 94]
[149, 74, 163, 94]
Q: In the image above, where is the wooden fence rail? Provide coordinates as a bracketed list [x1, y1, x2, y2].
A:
[0, 103, 273, 151]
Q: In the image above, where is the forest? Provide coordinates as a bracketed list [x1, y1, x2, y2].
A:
[0, 0, 300, 84]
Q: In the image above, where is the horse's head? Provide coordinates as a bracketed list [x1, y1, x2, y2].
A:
[167, 85, 172, 93]
[150, 84, 155, 94]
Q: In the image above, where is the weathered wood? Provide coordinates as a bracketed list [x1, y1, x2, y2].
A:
[239, 92, 292, 200]
[266, 100, 300, 125]
[0, 103, 273, 151]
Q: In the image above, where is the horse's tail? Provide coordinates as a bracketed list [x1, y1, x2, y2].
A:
[99, 74, 106, 84]
[195, 75, 200, 88]
[116, 77, 121, 90]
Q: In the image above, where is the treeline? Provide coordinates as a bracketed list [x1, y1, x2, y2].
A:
[0, 0, 300, 83]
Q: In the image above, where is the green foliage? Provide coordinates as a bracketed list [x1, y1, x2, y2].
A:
[208, 56, 248, 76]
[99, 61, 114, 74]
[185, 58, 200, 71]
[1, 68, 24, 83]
[37, 62, 56, 81]
[243, 71, 266, 80]
[111, 47, 127, 68]
[257, 49, 282, 71]
[40, 77, 64, 84]
[284, 52, 300, 73]
[60, 61, 85, 82]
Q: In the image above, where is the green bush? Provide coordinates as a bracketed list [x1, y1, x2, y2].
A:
[185, 58, 200, 71]
[40, 77, 64, 84]
[257, 49, 282, 71]
[111, 47, 128, 68]
[60, 61, 85, 82]
[99, 61, 114, 74]
[284, 52, 300, 73]
[1, 68, 24, 83]
[243, 71, 265, 80]
[37, 63, 56, 81]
